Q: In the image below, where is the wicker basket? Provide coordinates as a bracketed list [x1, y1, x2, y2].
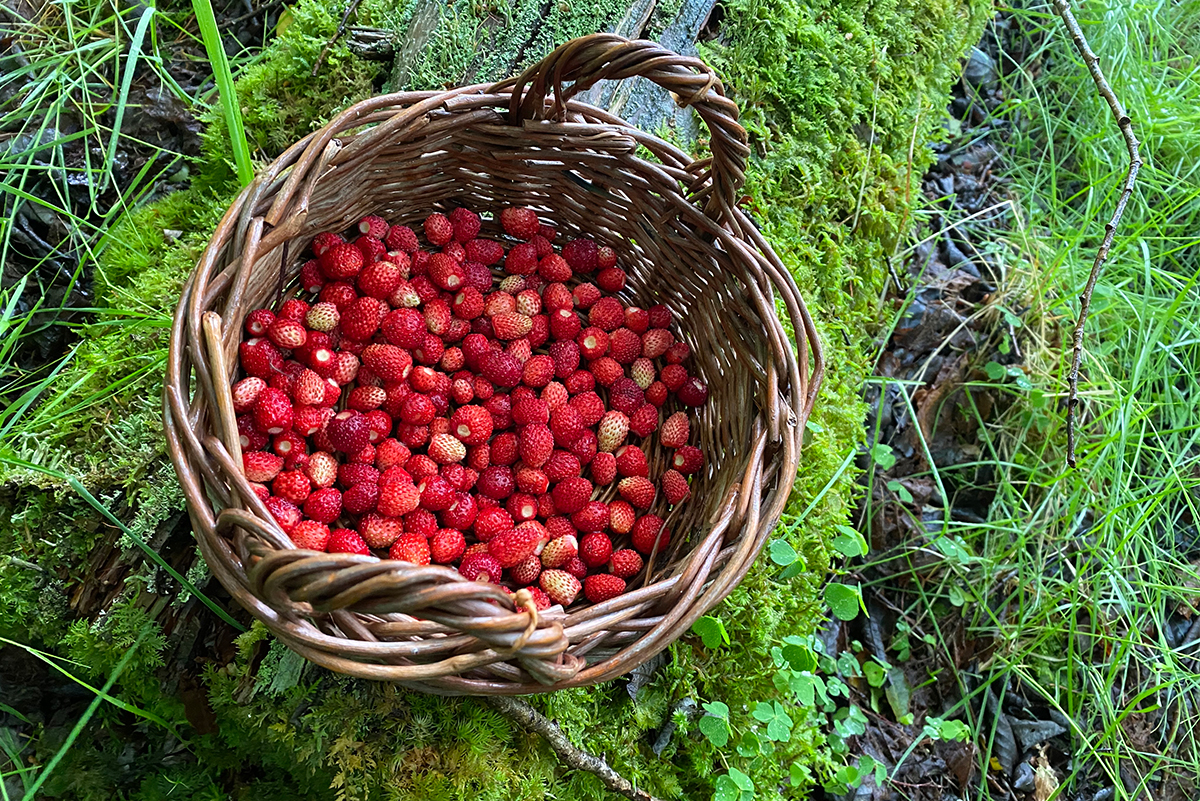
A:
[164, 34, 823, 695]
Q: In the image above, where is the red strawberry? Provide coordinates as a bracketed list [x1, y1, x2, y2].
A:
[243, 451, 283, 482]
[375, 439, 410, 470]
[474, 506, 515, 542]
[504, 243, 539, 276]
[479, 350, 522, 388]
[537, 253, 572, 282]
[245, 309, 275, 337]
[428, 433, 466, 464]
[347, 385, 385, 412]
[515, 289, 542, 316]
[319, 242, 364, 279]
[562, 556, 587, 580]
[608, 328, 642, 364]
[568, 392, 605, 427]
[341, 296, 386, 340]
[564, 369, 595, 395]
[541, 381, 569, 410]
[405, 509, 439, 538]
[273, 431, 307, 460]
[597, 411, 629, 453]
[589, 357, 624, 387]
[608, 548, 643, 579]
[513, 397, 551, 426]
[521, 355, 555, 388]
[539, 534, 578, 568]
[319, 281, 358, 311]
[389, 532, 431, 564]
[677, 376, 709, 407]
[424, 213, 453, 246]
[596, 267, 626, 293]
[642, 328, 674, 359]
[441, 463, 476, 492]
[525, 586, 552, 611]
[485, 291, 517, 317]
[588, 297, 624, 331]
[608, 378, 645, 415]
[628, 404, 659, 438]
[378, 480, 421, 517]
[550, 307, 582, 340]
[453, 286, 485, 319]
[327, 528, 371, 555]
[562, 238, 598, 273]
[357, 214, 389, 238]
[447, 404, 491, 446]
[544, 451, 582, 482]
[238, 416, 268, 452]
[488, 525, 541, 568]
[550, 405, 586, 446]
[631, 514, 669, 554]
[506, 492, 539, 522]
[568, 429, 598, 465]
[660, 412, 690, 448]
[232, 377, 265, 412]
[272, 470, 312, 504]
[326, 410, 370, 453]
[428, 252, 466, 290]
[303, 487, 343, 524]
[239, 339, 283, 378]
[577, 327, 609, 360]
[465, 238, 504, 264]
[597, 245, 617, 269]
[573, 504, 611, 536]
[618, 476, 656, 509]
[267, 318, 306, 349]
[254, 387, 293, 435]
[401, 395, 435, 426]
[477, 465, 515, 500]
[460, 552, 504, 583]
[403, 453, 437, 480]
[356, 235, 386, 264]
[385, 224, 419, 253]
[518, 424, 554, 468]
[490, 431, 519, 466]
[418, 475, 455, 510]
[353, 514, 399, 548]
[661, 470, 691, 505]
[590, 452, 617, 486]
[516, 467, 550, 495]
[672, 445, 704, 475]
[492, 312, 533, 340]
[624, 306, 650, 334]
[500, 207, 540, 240]
[660, 364, 688, 391]
[358, 259, 401, 298]
[290, 520, 331, 551]
[510, 555, 542, 586]
[572, 282, 601, 310]
[551, 476, 593, 514]
[446, 207, 481, 242]
[310, 231, 344, 256]
[648, 304, 672, 329]
[342, 480, 380, 514]
[543, 282, 574, 311]
[665, 341, 690, 364]
[584, 573, 625, 603]
[549, 341, 581, 380]
[609, 500, 636, 534]
[338, 463, 381, 488]
[430, 528, 466, 563]
[539, 569, 581, 606]
[442, 491, 478, 529]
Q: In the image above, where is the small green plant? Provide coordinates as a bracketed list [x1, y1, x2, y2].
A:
[191, 0, 254, 184]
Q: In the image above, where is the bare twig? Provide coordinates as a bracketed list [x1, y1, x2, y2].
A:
[311, 0, 364, 77]
[1053, 0, 1142, 467]
[483, 696, 662, 801]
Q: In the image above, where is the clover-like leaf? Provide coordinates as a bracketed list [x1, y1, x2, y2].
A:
[692, 615, 729, 649]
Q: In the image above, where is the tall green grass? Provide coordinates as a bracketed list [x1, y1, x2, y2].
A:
[868, 1, 1200, 795]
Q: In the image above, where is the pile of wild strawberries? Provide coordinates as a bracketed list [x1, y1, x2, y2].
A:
[234, 206, 708, 610]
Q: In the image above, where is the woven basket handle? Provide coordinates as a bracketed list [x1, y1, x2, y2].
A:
[500, 33, 750, 224]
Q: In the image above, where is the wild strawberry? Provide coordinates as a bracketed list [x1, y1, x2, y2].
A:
[505, 493, 538, 525]
[340, 480, 378, 515]
[608, 548, 642, 579]
[306, 346, 336, 379]
[238, 416, 268, 452]
[341, 296, 385, 340]
[423, 212, 453, 246]
[361, 345, 411, 384]
[549, 340, 580, 379]
[582, 573, 626, 604]
[562, 238, 598, 272]
[564, 369, 595, 395]
[516, 467, 550, 496]
[441, 463, 475, 492]
[303, 302, 338, 332]
[488, 525, 541, 568]
[427, 253, 465, 291]
[408, 366, 443, 395]
[486, 292, 517, 318]
[661, 470, 691, 505]
[319, 242, 364, 279]
[618, 476, 656, 509]
[288, 520, 330, 551]
[539, 569, 581, 605]
[605, 503, 634, 537]
[240, 338, 283, 378]
[323, 528, 369, 555]
[537, 223, 557, 241]
[642, 303, 669, 328]
[349, 444, 377, 465]
[382, 249, 412, 273]
[597, 411, 630, 453]
[428, 433, 466, 465]
[347, 385, 385, 413]
[568, 429, 598, 465]
[389, 279, 421, 308]
[543, 282, 574, 311]
[355, 235, 386, 264]
[243, 451, 283, 483]
[465, 237, 504, 264]
[490, 432, 518, 466]
[504, 242, 539, 275]
[385, 224, 419, 252]
[389, 532, 431, 564]
[532, 253, 570, 285]
[596, 267, 626, 293]
[628, 404, 659, 437]
[609, 378, 645, 415]
[539, 534, 578, 569]
[631, 514, 669, 555]
[311, 231, 344, 257]
[273, 431, 307, 460]
[591, 244, 614, 269]
[556, 557, 583, 581]
[413, 333, 445, 367]
[253, 387, 293, 435]
[460, 552, 504, 583]
[319, 281, 358, 310]
[304, 451, 337, 488]
[303, 487, 342, 524]
[660, 364, 688, 392]
[588, 297, 624, 331]
[484, 393, 513, 429]
[374, 478, 418, 517]
[245, 308, 275, 337]
[418, 475, 455, 511]
[677, 376, 709, 407]
[672, 445, 705, 474]
[323, 410, 367, 453]
[266, 319, 306, 351]
[264, 497, 301, 533]
[405, 508, 439, 539]
[646, 415, 684, 453]
[549, 307, 582, 340]
[551, 476, 592, 514]
[544, 451, 582, 483]
[541, 381, 569, 410]
[232, 377, 266, 412]
[338, 463, 381, 489]
[590, 452, 617, 486]
[451, 376, 474, 404]
[399, 395, 434, 426]
[630, 358, 656, 390]
[518, 423, 554, 467]
[374, 439, 410, 470]
[511, 555, 542, 586]
[443, 207, 479, 242]
[473, 506, 514, 543]
[661, 340, 688, 364]
[608, 328, 642, 364]
[513, 397, 551, 426]
[573, 505, 611, 537]
[477, 465, 515, 500]
[355, 259, 399, 299]
[589, 357, 624, 387]
[272, 470, 311, 504]
[466, 443, 490, 471]
[444, 404, 489, 446]
[576, 327, 608, 361]
[479, 350, 522, 388]
[439, 491, 476, 529]
[572, 282, 601, 310]
[492, 312, 532, 340]
[428, 528, 465, 564]
[452, 286, 484, 320]
[500, 206, 540, 240]
[550, 406, 586, 446]
[515, 289, 541, 316]
[537, 492, 557, 519]
[355, 214, 387, 239]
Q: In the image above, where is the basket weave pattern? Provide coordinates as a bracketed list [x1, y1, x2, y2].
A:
[164, 34, 823, 694]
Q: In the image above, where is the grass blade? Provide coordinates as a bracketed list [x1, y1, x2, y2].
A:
[101, 5, 156, 193]
[190, 0, 254, 185]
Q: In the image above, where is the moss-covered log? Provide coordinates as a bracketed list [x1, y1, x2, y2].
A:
[0, 0, 989, 797]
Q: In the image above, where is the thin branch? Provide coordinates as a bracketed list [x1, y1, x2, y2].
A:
[483, 696, 662, 801]
[1053, 0, 1143, 467]
[311, 0, 364, 77]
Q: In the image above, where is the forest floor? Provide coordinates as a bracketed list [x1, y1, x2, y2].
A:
[3, 1, 1200, 800]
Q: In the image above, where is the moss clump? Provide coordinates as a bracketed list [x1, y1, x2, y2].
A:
[0, 0, 988, 797]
